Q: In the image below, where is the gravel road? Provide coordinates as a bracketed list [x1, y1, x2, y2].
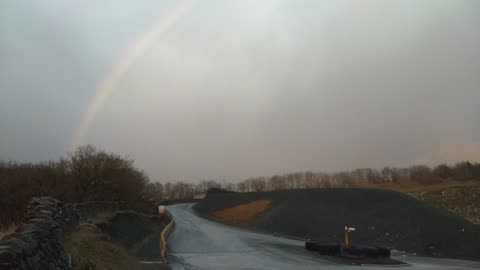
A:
[167, 204, 480, 270]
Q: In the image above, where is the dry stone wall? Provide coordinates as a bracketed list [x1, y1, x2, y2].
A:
[0, 197, 126, 270]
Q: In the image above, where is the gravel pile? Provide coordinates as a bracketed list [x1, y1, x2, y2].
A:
[194, 188, 480, 260]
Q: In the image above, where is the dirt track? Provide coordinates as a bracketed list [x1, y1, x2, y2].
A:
[193, 188, 480, 260]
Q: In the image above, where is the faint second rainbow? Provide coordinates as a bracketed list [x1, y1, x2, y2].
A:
[69, 0, 194, 150]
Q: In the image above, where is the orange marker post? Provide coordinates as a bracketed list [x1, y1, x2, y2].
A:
[344, 226, 355, 246]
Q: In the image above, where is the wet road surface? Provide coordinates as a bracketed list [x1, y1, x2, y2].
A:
[167, 204, 480, 270]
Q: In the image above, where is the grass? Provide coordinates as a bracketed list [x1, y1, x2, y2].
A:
[63, 224, 141, 270]
[212, 199, 271, 226]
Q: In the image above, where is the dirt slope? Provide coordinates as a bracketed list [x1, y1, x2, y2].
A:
[357, 180, 480, 224]
[194, 188, 480, 260]
[409, 185, 480, 225]
[212, 199, 271, 226]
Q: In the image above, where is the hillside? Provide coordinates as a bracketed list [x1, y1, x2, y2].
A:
[356, 180, 480, 224]
[194, 188, 480, 260]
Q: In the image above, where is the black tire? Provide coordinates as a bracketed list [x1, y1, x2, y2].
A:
[343, 245, 390, 258]
[305, 241, 342, 256]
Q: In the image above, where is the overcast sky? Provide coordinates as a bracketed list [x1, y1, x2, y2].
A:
[1, 0, 479, 182]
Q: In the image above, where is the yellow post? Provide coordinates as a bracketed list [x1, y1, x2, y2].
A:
[160, 238, 166, 261]
[344, 228, 349, 246]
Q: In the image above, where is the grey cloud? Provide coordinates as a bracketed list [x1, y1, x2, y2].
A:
[1, 0, 479, 181]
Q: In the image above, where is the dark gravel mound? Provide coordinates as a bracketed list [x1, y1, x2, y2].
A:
[98, 212, 170, 261]
[194, 188, 480, 260]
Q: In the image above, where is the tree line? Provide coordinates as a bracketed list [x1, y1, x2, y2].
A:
[239, 162, 480, 190]
[1, 144, 479, 228]
[0, 145, 150, 227]
[146, 161, 480, 201]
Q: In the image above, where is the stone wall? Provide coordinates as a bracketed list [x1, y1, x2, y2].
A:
[0, 197, 126, 270]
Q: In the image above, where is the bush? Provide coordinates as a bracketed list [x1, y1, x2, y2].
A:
[432, 164, 453, 179]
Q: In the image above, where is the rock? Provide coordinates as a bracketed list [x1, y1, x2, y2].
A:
[0, 262, 14, 270]
[0, 249, 15, 262]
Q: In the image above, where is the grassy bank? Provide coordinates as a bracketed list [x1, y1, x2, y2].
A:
[64, 210, 172, 270]
[64, 224, 141, 270]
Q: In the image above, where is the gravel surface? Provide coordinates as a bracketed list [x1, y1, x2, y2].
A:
[193, 188, 480, 260]
[169, 203, 480, 270]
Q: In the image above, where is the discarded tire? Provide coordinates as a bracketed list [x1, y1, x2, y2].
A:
[305, 241, 390, 259]
[342, 245, 390, 258]
[305, 241, 342, 256]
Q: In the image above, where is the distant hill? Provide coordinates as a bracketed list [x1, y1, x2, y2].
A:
[194, 188, 480, 260]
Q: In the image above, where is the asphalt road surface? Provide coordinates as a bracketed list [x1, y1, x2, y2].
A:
[167, 204, 480, 270]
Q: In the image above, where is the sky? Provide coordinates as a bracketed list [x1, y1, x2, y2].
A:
[1, 0, 479, 182]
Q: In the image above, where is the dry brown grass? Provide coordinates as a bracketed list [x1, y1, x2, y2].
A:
[212, 199, 271, 226]
[0, 225, 17, 240]
[354, 179, 480, 193]
[88, 211, 119, 225]
[64, 224, 141, 270]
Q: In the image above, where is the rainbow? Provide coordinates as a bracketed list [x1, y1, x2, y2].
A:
[69, 0, 194, 150]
